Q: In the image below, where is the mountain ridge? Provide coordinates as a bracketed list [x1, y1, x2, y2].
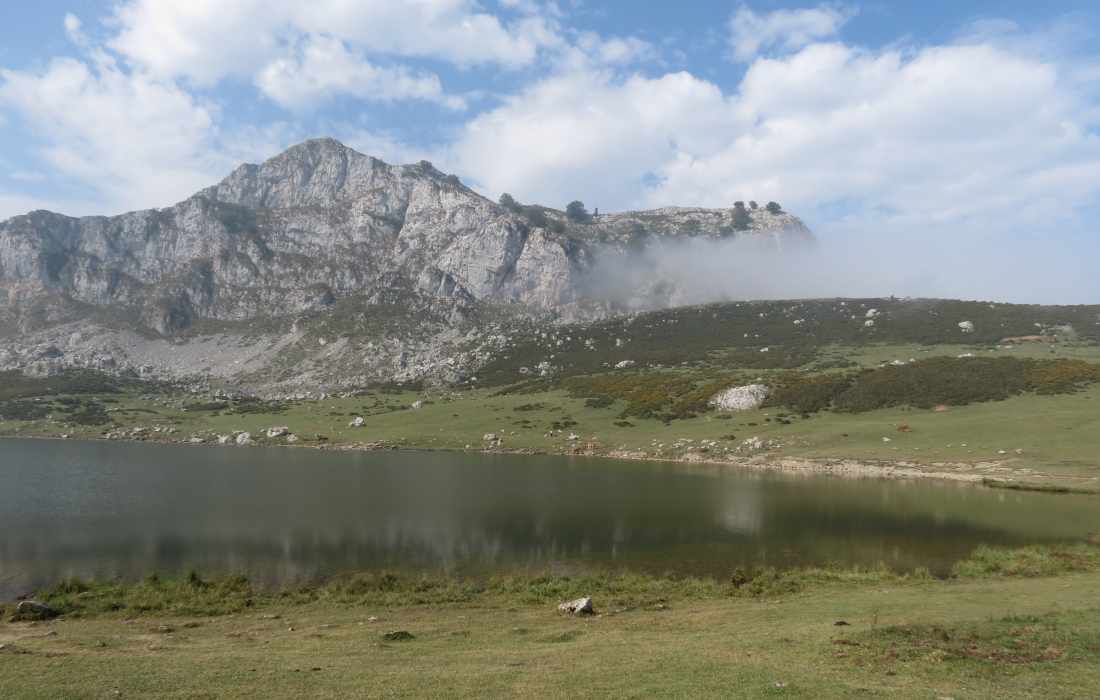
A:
[0, 137, 813, 388]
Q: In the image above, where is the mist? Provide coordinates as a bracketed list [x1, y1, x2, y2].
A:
[582, 224, 1098, 308]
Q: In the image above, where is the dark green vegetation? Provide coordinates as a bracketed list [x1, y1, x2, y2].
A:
[766, 356, 1100, 414]
[0, 370, 158, 426]
[477, 297, 1100, 384]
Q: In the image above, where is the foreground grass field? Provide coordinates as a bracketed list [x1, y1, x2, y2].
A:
[3, 545, 1100, 699]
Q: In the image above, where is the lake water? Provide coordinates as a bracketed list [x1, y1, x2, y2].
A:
[2, 438, 1098, 598]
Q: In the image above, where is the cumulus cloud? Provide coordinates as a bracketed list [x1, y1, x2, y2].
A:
[729, 4, 854, 62]
[108, 0, 562, 85]
[450, 69, 735, 207]
[255, 35, 465, 111]
[0, 55, 225, 214]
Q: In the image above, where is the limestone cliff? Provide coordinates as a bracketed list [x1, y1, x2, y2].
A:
[0, 138, 812, 387]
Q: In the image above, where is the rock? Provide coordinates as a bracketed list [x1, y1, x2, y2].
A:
[266, 426, 290, 438]
[286, 434, 299, 444]
[567, 432, 580, 441]
[410, 400, 423, 410]
[382, 630, 415, 641]
[709, 384, 769, 412]
[217, 434, 232, 445]
[958, 320, 975, 333]
[614, 359, 635, 369]
[557, 597, 594, 616]
[188, 436, 204, 444]
[13, 600, 59, 621]
[348, 417, 365, 428]
[235, 432, 252, 445]
[482, 433, 498, 441]
[864, 319, 875, 327]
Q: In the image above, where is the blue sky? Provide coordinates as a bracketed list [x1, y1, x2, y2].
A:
[1, 1, 1098, 302]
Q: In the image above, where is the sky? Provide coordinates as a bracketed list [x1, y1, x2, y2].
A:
[0, 1, 1098, 303]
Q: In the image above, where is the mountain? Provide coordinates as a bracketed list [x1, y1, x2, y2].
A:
[0, 138, 812, 389]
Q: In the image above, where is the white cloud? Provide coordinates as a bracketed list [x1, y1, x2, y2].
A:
[0, 55, 226, 214]
[107, 0, 562, 86]
[63, 13, 88, 47]
[445, 34, 1100, 300]
[255, 35, 465, 111]
[729, 4, 854, 62]
[450, 69, 735, 207]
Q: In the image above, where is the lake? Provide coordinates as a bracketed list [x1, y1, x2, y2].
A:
[2, 438, 1098, 598]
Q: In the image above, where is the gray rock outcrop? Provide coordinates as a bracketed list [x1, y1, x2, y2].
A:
[0, 138, 813, 387]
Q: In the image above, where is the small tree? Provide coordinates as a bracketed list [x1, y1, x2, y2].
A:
[566, 200, 591, 223]
[444, 174, 462, 187]
[499, 193, 521, 212]
[765, 201, 782, 214]
[732, 206, 751, 231]
[749, 200, 759, 210]
[523, 206, 548, 228]
[733, 201, 745, 209]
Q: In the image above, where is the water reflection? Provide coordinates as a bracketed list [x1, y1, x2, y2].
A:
[0, 438, 1096, 597]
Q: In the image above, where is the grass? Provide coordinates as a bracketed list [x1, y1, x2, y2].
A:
[3, 371, 1100, 489]
[4, 545, 1100, 698]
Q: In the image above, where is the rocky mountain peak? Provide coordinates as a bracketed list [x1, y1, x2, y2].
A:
[0, 137, 814, 386]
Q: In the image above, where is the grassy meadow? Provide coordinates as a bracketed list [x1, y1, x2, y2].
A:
[3, 545, 1100, 698]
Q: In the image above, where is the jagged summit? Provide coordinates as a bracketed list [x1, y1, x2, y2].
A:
[0, 138, 813, 387]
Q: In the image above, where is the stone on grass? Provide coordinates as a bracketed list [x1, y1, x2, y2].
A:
[266, 426, 290, 438]
[382, 630, 415, 641]
[235, 432, 252, 445]
[558, 597, 594, 616]
[13, 600, 59, 621]
[349, 417, 365, 428]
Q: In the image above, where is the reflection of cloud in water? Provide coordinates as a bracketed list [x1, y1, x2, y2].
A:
[1, 439, 1097, 597]
[716, 479, 764, 535]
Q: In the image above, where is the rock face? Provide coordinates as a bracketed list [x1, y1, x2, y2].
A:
[0, 138, 812, 387]
[709, 384, 770, 412]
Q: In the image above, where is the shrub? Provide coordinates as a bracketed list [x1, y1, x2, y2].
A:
[765, 201, 782, 214]
[499, 193, 521, 212]
[732, 206, 751, 231]
[565, 200, 591, 223]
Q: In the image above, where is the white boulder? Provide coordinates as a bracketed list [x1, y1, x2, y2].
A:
[349, 416, 366, 428]
[958, 321, 975, 333]
[266, 426, 290, 438]
[709, 384, 769, 412]
[235, 432, 252, 445]
[558, 597, 594, 615]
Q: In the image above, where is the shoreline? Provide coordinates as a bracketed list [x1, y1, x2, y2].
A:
[4, 431, 1094, 494]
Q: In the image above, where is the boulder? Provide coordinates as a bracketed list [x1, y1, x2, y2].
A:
[558, 597, 594, 616]
[410, 400, 423, 410]
[286, 434, 300, 444]
[235, 432, 252, 445]
[349, 417, 366, 428]
[958, 320, 975, 333]
[266, 426, 290, 438]
[217, 434, 232, 445]
[13, 600, 59, 621]
[709, 384, 769, 412]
